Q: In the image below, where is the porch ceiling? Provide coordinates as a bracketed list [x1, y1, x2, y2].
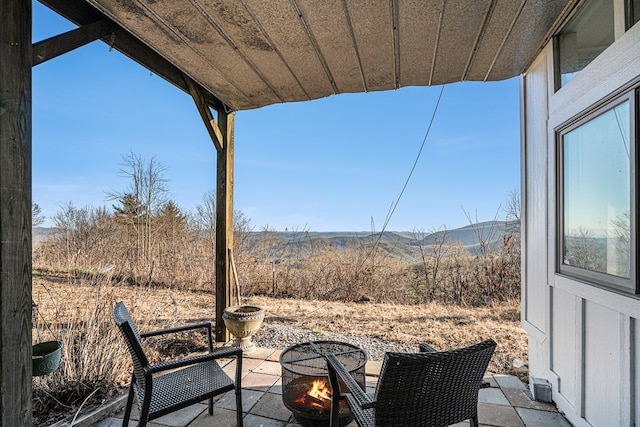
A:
[39, 0, 576, 111]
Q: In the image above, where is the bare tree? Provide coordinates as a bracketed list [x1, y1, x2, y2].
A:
[462, 207, 501, 256]
[611, 211, 631, 277]
[156, 200, 187, 285]
[32, 202, 46, 227]
[411, 226, 450, 302]
[194, 190, 253, 257]
[565, 226, 603, 272]
[233, 208, 253, 255]
[503, 188, 521, 236]
[194, 190, 253, 290]
[107, 152, 168, 270]
[48, 202, 112, 272]
[194, 190, 216, 258]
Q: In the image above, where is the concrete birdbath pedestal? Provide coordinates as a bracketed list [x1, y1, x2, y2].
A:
[222, 305, 264, 353]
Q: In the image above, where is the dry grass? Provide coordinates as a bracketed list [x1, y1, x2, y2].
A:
[32, 274, 217, 425]
[32, 276, 526, 374]
[248, 296, 526, 374]
[32, 273, 526, 424]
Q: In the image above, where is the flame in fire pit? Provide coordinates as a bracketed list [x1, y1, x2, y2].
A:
[308, 379, 331, 402]
[295, 379, 332, 408]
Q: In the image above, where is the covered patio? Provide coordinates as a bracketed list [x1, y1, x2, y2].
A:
[62, 346, 570, 427]
[2, 0, 589, 425]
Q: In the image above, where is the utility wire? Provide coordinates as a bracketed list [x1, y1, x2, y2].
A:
[281, 86, 445, 312]
[362, 85, 446, 264]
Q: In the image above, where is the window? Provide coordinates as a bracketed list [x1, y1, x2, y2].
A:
[630, 0, 640, 27]
[555, 0, 615, 89]
[558, 92, 637, 293]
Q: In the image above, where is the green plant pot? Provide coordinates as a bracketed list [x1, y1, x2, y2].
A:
[32, 340, 63, 376]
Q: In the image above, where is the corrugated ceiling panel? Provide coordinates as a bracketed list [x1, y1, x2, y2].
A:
[142, 0, 281, 107]
[430, 0, 493, 84]
[297, 0, 365, 93]
[196, 0, 308, 103]
[487, 0, 571, 81]
[80, 0, 576, 110]
[243, 0, 334, 103]
[397, 0, 441, 87]
[85, 0, 253, 108]
[345, 0, 396, 92]
[465, 0, 526, 81]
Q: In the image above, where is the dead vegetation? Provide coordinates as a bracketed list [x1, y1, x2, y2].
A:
[32, 274, 525, 425]
[31, 157, 524, 424]
[32, 216, 524, 424]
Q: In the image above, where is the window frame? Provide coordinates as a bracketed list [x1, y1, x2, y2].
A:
[553, 0, 640, 91]
[627, 0, 640, 29]
[556, 90, 639, 294]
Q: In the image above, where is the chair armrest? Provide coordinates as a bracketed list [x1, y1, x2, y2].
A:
[141, 322, 214, 351]
[325, 354, 375, 409]
[148, 346, 242, 374]
[141, 321, 212, 338]
[419, 343, 438, 353]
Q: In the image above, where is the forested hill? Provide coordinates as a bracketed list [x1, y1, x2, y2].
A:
[244, 220, 519, 259]
[34, 220, 518, 264]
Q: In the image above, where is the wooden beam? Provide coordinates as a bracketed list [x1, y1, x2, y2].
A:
[32, 19, 113, 66]
[184, 74, 224, 151]
[210, 118, 224, 149]
[0, 0, 33, 425]
[215, 110, 234, 343]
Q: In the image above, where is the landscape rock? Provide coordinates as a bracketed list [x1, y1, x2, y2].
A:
[253, 325, 415, 361]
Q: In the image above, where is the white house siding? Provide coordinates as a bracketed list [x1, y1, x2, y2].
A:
[583, 301, 621, 426]
[635, 319, 640, 427]
[522, 22, 640, 427]
[522, 47, 550, 336]
[550, 287, 577, 409]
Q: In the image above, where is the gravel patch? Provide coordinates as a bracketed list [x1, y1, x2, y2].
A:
[253, 325, 415, 360]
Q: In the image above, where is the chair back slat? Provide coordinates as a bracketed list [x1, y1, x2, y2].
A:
[374, 339, 496, 427]
[113, 302, 150, 388]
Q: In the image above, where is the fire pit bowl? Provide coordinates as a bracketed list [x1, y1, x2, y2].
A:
[280, 341, 367, 427]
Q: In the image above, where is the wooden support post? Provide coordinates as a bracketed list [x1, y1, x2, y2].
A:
[215, 110, 234, 343]
[0, 0, 33, 425]
[185, 72, 234, 343]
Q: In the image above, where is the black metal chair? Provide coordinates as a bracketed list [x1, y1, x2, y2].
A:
[113, 301, 243, 427]
[326, 339, 496, 427]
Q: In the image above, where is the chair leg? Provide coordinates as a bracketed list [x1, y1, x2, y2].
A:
[137, 409, 149, 427]
[122, 381, 135, 427]
[235, 387, 243, 427]
[326, 358, 341, 427]
[208, 397, 213, 415]
[470, 415, 479, 427]
[138, 396, 152, 427]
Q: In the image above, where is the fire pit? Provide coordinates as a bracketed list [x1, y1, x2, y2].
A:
[280, 341, 368, 427]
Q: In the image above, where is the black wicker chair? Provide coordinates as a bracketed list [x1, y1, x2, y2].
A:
[113, 301, 243, 427]
[326, 339, 496, 427]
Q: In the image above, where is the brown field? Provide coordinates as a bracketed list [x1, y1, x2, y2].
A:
[31, 167, 524, 425]
[250, 295, 527, 374]
[32, 277, 526, 378]
[32, 276, 527, 424]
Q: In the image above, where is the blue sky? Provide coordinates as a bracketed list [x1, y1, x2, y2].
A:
[33, 2, 520, 232]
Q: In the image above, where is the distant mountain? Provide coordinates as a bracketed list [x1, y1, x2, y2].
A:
[33, 226, 58, 243]
[244, 220, 519, 259]
[33, 220, 519, 259]
[418, 220, 519, 254]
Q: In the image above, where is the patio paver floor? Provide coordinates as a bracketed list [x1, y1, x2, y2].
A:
[88, 347, 572, 427]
